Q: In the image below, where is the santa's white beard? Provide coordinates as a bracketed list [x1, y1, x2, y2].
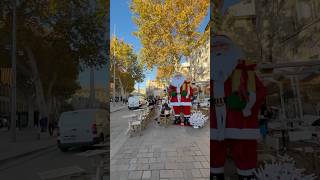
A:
[211, 36, 244, 82]
[170, 75, 186, 89]
[212, 53, 240, 83]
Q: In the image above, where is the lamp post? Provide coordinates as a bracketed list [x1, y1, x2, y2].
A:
[10, 0, 17, 142]
[113, 25, 116, 106]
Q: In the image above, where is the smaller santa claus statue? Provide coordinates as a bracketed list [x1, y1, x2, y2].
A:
[168, 73, 193, 126]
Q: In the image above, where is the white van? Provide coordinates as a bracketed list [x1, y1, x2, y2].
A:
[128, 96, 141, 110]
[57, 109, 108, 152]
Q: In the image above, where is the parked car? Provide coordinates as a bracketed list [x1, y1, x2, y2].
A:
[128, 96, 141, 110]
[57, 109, 108, 152]
[0, 116, 8, 128]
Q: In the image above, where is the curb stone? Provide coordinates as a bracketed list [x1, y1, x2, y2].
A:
[110, 106, 126, 113]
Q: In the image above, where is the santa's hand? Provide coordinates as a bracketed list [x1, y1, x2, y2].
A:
[242, 108, 252, 117]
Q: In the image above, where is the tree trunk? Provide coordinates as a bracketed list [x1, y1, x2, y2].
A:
[89, 67, 95, 108]
[27, 96, 34, 128]
[118, 77, 125, 97]
[25, 47, 48, 122]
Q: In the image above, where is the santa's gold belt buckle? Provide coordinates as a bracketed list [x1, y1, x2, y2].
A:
[213, 98, 225, 107]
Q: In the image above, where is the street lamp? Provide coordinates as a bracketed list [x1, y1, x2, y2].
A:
[113, 25, 116, 106]
[11, 0, 17, 142]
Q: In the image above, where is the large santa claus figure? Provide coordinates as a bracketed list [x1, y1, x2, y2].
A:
[168, 73, 193, 126]
[210, 35, 267, 180]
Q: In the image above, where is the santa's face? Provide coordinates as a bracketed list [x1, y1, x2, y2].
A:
[212, 41, 229, 56]
[170, 74, 186, 88]
[211, 35, 244, 82]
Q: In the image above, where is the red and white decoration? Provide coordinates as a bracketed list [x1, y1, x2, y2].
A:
[254, 154, 317, 180]
[210, 35, 267, 178]
[168, 73, 193, 125]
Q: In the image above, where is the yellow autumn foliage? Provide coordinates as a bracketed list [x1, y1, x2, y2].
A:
[131, 0, 209, 74]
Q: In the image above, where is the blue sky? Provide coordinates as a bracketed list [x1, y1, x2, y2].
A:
[110, 0, 210, 90]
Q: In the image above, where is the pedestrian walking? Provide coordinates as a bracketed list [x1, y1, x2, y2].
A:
[16, 117, 21, 131]
[40, 116, 48, 132]
[48, 121, 54, 136]
[34, 117, 39, 127]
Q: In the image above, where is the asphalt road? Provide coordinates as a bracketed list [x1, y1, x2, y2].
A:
[110, 107, 138, 159]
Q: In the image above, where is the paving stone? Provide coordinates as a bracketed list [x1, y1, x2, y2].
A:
[193, 156, 207, 162]
[137, 163, 150, 170]
[150, 158, 161, 163]
[110, 159, 117, 165]
[191, 169, 202, 178]
[154, 152, 161, 158]
[139, 149, 149, 153]
[205, 155, 209, 162]
[111, 171, 128, 180]
[118, 165, 130, 171]
[128, 171, 143, 179]
[193, 162, 203, 169]
[129, 164, 138, 171]
[130, 158, 138, 164]
[201, 161, 210, 168]
[182, 157, 194, 162]
[195, 151, 202, 156]
[151, 170, 160, 180]
[144, 153, 154, 158]
[150, 163, 165, 170]
[142, 171, 152, 179]
[167, 151, 178, 157]
[137, 158, 149, 163]
[199, 168, 209, 177]
[167, 157, 178, 162]
[116, 158, 131, 165]
[165, 162, 178, 170]
[153, 147, 162, 153]
[182, 169, 193, 180]
[182, 162, 194, 169]
[160, 170, 183, 178]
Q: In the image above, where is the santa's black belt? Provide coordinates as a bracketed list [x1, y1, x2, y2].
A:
[211, 97, 226, 106]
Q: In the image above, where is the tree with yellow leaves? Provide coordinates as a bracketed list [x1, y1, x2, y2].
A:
[110, 36, 145, 96]
[130, 0, 209, 76]
[155, 65, 175, 86]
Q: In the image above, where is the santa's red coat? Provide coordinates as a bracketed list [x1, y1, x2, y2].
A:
[168, 81, 193, 107]
[210, 75, 266, 140]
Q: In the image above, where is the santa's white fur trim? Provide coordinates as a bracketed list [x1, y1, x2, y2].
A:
[210, 128, 260, 140]
[170, 102, 181, 106]
[211, 167, 224, 174]
[180, 102, 192, 106]
[237, 169, 255, 176]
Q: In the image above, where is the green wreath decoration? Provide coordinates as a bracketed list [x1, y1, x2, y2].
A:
[226, 92, 247, 110]
[171, 91, 177, 97]
[181, 90, 187, 97]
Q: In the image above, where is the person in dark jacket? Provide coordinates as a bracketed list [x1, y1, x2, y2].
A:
[160, 103, 171, 117]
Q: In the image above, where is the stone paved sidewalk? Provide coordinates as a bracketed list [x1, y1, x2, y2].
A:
[110, 121, 209, 180]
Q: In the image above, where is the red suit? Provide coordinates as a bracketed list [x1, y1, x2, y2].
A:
[210, 35, 267, 179]
[168, 74, 193, 125]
